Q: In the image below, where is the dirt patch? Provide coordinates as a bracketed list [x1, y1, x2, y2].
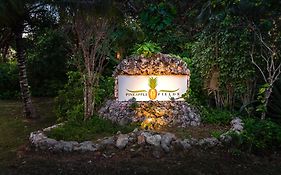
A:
[2, 146, 281, 175]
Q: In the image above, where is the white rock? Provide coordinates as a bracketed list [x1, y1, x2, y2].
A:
[100, 137, 115, 146]
[161, 133, 176, 152]
[146, 134, 162, 147]
[198, 137, 220, 147]
[219, 133, 232, 143]
[116, 134, 129, 149]
[43, 123, 64, 132]
[29, 131, 47, 145]
[232, 124, 243, 132]
[140, 131, 153, 138]
[62, 141, 78, 152]
[74, 141, 97, 152]
[133, 128, 139, 133]
[190, 121, 199, 126]
[231, 118, 243, 125]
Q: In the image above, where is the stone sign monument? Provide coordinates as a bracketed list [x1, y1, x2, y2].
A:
[99, 53, 200, 129]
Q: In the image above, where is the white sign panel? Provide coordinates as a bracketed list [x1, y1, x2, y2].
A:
[118, 75, 188, 101]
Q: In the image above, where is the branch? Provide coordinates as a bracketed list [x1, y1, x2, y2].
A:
[250, 45, 267, 82]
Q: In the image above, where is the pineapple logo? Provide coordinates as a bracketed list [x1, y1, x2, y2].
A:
[148, 77, 157, 100]
[126, 76, 180, 100]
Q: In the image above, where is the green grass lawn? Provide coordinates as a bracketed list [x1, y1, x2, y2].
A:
[46, 117, 136, 142]
[0, 98, 57, 167]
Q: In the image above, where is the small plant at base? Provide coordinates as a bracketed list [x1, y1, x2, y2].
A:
[129, 101, 139, 110]
[133, 42, 161, 57]
[211, 130, 224, 139]
[201, 107, 234, 125]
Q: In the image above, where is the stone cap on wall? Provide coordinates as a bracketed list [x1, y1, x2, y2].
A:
[113, 53, 190, 99]
[113, 53, 190, 77]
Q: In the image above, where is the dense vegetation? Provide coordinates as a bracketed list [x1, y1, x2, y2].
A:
[0, 0, 281, 152]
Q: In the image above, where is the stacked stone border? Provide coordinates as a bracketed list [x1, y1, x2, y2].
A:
[29, 118, 244, 154]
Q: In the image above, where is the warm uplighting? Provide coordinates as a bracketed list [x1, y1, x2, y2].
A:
[116, 51, 121, 60]
[141, 117, 167, 130]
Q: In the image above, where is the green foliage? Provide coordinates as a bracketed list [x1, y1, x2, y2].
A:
[0, 61, 20, 99]
[139, 2, 176, 33]
[138, 2, 187, 54]
[191, 15, 256, 109]
[211, 130, 224, 139]
[27, 29, 70, 97]
[231, 118, 281, 152]
[256, 83, 269, 113]
[183, 58, 208, 107]
[201, 107, 234, 125]
[129, 99, 139, 110]
[55, 71, 84, 121]
[47, 116, 135, 142]
[55, 71, 114, 121]
[94, 76, 115, 108]
[133, 41, 161, 57]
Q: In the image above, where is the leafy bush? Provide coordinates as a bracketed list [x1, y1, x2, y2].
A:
[27, 29, 69, 97]
[55, 71, 84, 121]
[55, 71, 114, 121]
[231, 118, 281, 152]
[179, 55, 208, 107]
[94, 76, 115, 108]
[191, 15, 256, 109]
[138, 2, 186, 54]
[0, 61, 20, 99]
[47, 116, 135, 142]
[200, 107, 234, 125]
[133, 41, 161, 57]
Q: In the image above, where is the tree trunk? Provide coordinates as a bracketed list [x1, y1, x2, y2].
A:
[84, 73, 94, 120]
[1, 45, 9, 63]
[14, 25, 38, 119]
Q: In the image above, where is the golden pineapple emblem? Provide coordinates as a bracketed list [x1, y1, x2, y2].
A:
[148, 77, 157, 100]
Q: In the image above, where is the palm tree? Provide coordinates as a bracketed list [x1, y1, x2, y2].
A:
[0, 0, 49, 119]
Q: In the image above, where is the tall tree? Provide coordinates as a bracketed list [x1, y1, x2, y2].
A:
[0, 0, 54, 118]
[58, 0, 120, 119]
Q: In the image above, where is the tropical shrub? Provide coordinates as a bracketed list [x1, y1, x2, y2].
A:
[191, 15, 256, 109]
[138, 2, 187, 54]
[55, 71, 114, 121]
[27, 29, 70, 96]
[200, 107, 234, 125]
[231, 118, 281, 152]
[0, 61, 20, 99]
[133, 41, 161, 57]
[54, 71, 83, 121]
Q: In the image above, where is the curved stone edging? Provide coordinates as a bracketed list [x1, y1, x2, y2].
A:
[29, 117, 244, 154]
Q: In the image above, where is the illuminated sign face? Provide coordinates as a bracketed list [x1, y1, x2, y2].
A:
[118, 75, 188, 101]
